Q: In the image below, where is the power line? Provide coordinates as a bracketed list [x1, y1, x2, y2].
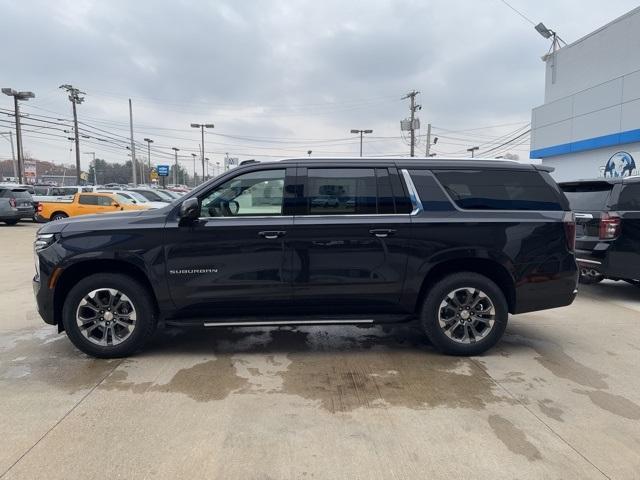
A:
[498, 0, 536, 26]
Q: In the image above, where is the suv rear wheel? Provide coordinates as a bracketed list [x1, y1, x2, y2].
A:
[62, 273, 156, 358]
[421, 272, 508, 356]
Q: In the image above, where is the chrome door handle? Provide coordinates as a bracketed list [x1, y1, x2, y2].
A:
[369, 229, 396, 238]
[259, 230, 286, 239]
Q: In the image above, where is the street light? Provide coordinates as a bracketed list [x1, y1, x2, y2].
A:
[191, 153, 198, 187]
[190, 123, 214, 183]
[172, 147, 179, 186]
[467, 146, 479, 158]
[307, 150, 312, 157]
[143, 138, 153, 184]
[2, 88, 35, 184]
[205, 157, 210, 180]
[350, 129, 373, 157]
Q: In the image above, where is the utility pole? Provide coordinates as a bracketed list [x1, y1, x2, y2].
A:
[143, 138, 153, 184]
[2, 88, 35, 184]
[0, 131, 17, 179]
[59, 85, 85, 184]
[172, 147, 179, 186]
[350, 129, 373, 157]
[128, 99, 137, 185]
[467, 146, 479, 158]
[425, 123, 432, 157]
[402, 90, 421, 157]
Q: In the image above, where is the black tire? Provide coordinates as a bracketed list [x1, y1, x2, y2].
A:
[62, 273, 157, 358]
[3, 219, 18, 225]
[420, 272, 508, 356]
[50, 212, 68, 221]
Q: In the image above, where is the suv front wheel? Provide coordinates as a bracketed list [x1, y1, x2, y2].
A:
[62, 273, 156, 358]
[421, 272, 508, 356]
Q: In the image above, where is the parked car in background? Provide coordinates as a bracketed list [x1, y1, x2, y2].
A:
[0, 185, 35, 225]
[128, 188, 174, 203]
[159, 189, 184, 200]
[560, 177, 640, 284]
[33, 158, 577, 358]
[37, 192, 146, 221]
[97, 190, 167, 209]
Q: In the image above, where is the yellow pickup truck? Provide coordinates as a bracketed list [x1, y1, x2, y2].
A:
[38, 192, 147, 221]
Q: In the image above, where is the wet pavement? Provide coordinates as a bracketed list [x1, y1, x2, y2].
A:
[1, 222, 639, 479]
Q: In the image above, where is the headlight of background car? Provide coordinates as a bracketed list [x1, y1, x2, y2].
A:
[33, 233, 56, 277]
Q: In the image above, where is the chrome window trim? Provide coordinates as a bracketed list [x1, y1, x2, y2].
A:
[198, 215, 294, 221]
[400, 169, 423, 215]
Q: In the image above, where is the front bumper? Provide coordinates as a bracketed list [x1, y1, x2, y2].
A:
[33, 274, 56, 325]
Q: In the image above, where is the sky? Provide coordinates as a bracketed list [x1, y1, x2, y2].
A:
[1, 0, 638, 176]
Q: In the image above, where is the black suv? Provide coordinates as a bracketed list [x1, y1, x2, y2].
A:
[33, 158, 578, 358]
[560, 177, 640, 284]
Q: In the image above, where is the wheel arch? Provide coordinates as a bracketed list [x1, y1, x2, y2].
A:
[416, 258, 516, 314]
[53, 259, 159, 331]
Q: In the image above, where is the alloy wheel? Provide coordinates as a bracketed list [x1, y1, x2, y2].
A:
[438, 287, 496, 344]
[76, 288, 137, 346]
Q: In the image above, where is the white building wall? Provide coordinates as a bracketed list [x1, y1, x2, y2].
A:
[530, 7, 640, 181]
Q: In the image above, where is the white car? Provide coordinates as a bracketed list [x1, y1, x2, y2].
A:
[97, 190, 166, 209]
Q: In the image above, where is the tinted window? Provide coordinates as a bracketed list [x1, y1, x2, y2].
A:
[79, 194, 99, 205]
[201, 169, 285, 217]
[408, 170, 454, 211]
[614, 184, 640, 211]
[306, 168, 377, 215]
[434, 169, 563, 211]
[0, 189, 31, 199]
[375, 168, 395, 214]
[34, 187, 49, 195]
[561, 183, 613, 211]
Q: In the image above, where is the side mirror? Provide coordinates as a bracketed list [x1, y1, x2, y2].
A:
[179, 198, 200, 221]
[113, 202, 120, 208]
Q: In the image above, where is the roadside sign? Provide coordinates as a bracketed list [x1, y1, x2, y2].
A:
[157, 165, 170, 177]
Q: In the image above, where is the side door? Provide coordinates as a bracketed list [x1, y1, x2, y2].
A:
[288, 164, 412, 314]
[76, 194, 103, 215]
[164, 166, 296, 318]
[608, 183, 640, 279]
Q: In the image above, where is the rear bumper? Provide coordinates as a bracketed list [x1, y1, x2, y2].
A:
[1, 208, 34, 221]
[512, 257, 578, 314]
[575, 246, 637, 279]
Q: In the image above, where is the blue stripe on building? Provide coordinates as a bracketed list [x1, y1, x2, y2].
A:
[530, 128, 640, 159]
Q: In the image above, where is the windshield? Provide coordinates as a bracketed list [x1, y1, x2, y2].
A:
[153, 190, 176, 201]
[127, 191, 149, 203]
[114, 193, 135, 205]
[561, 184, 613, 211]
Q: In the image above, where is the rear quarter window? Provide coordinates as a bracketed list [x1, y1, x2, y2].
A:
[433, 169, 564, 211]
[613, 183, 640, 211]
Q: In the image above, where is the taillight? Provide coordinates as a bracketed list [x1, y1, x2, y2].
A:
[563, 211, 576, 251]
[599, 212, 621, 240]
[9, 198, 16, 208]
[36, 202, 42, 213]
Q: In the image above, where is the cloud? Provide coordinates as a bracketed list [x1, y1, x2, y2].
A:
[0, 0, 638, 167]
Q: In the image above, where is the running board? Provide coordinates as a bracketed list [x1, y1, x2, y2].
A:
[204, 319, 374, 327]
[164, 314, 414, 328]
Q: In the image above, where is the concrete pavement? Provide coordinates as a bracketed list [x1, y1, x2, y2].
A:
[0, 222, 638, 479]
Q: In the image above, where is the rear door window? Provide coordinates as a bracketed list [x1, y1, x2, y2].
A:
[560, 183, 613, 211]
[433, 169, 564, 211]
[305, 168, 377, 215]
[79, 194, 99, 205]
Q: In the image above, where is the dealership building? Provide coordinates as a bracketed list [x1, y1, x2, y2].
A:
[530, 7, 640, 181]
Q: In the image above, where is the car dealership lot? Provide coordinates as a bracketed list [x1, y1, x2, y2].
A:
[1, 223, 639, 480]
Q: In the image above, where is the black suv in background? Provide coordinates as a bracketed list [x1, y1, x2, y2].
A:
[560, 177, 640, 284]
[33, 158, 578, 358]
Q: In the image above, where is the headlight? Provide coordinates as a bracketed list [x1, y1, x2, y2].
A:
[34, 233, 55, 252]
[34, 234, 56, 278]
